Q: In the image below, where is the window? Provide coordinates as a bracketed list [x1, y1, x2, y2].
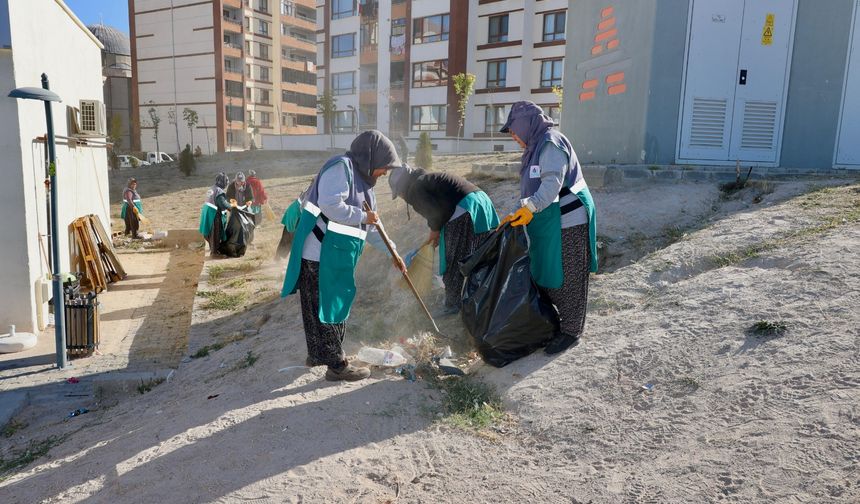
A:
[360, 22, 378, 49]
[281, 0, 293, 16]
[332, 71, 355, 95]
[226, 105, 244, 122]
[412, 60, 448, 88]
[545, 106, 561, 124]
[332, 0, 355, 20]
[484, 105, 509, 133]
[259, 43, 270, 60]
[225, 80, 243, 97]
[411, 105, 446, 131]
[413, 14, 449, 44]
[259, 0, 269, 13]
[260, 66, 271, 82]
[390, 61, 405, 87]
[334, 110, 355, 133]
[391, 18, 406, 37]
[282, 67, 315, 85]
[282, 90, 317, 108]
[488, 14, 509, 43]
[296, 114, 317, 126]
[543, 12, 566, 41]
[540, 59, 563, 88]
[486, 60, 506, 88]
[260, 89, 270, 105]
[260, 112, 272, 127]
[257, 20, 269, 36]
[332, 33, 356, 58]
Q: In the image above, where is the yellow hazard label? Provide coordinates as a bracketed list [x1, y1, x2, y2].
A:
[762, 13, 775, 45]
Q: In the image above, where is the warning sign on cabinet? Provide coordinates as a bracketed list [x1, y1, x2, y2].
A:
[762, 13, 775, 46]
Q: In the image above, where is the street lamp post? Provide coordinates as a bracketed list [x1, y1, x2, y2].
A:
[9, 74, 68, 369]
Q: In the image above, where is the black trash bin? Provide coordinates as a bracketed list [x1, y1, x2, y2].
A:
[65, 291, 100, 358]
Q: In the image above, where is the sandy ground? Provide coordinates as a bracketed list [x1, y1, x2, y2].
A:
[0, 151, 858, 503]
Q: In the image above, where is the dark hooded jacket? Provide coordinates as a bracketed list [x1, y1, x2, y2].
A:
[393, 168, 479, 231]
[345, 130, 403, 187]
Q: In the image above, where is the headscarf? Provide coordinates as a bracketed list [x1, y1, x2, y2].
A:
[215, 172, 229, 189]
[248, 169, 256, 177]
[235, 172, 246, 183]
[345, 130, 403, 187]
[126, 177, 137, 188]
[500, 101, 556, 168]
[388, 164, 420, 200]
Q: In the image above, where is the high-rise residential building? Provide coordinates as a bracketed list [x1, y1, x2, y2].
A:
[129, 0, 318, 154]
[314, 0, 566, 143]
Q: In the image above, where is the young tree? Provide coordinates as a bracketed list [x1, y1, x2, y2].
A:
[108, 114, 123, 170]
[452, 72, 476, 152]
[415, 131, 433, 170]
[183, 108, 199, 153]
[317, 90, 337, 149]
[552, 85, 564, 123]
[147, 101, 161, 157]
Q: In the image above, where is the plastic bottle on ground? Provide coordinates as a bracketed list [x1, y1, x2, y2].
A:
[356, 347, 408, 367]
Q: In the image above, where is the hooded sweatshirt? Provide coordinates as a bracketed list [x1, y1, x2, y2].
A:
[391, 167, 479, 231]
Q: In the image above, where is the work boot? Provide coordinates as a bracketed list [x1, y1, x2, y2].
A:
[305, 356, 323, 367]
[544, 332, 581, 355]
[325, 362, 370, 382]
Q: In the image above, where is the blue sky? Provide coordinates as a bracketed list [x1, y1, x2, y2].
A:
[64, 0, 128, 34]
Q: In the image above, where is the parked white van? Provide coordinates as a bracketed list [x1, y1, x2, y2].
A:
[118, 155, 149, 169]
[147, 152, 174, 164]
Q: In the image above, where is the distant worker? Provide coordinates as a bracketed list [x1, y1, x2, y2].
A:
[499, 101, 598, 354]
[199, 172, 231, 257]
[226, 171, 254, 208]
[281, 130, 407, 382]
[246, 169, 269, 217]
[120, 177, 143, 239]
[388, 166, 499, 312]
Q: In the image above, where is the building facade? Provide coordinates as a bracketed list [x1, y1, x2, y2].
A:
[0, 0, 109, 333]
[129, 0, 318, 154]
[562, 0, 860, 170]
[306, 0, 566, 150]
[89, 24, 134, 155]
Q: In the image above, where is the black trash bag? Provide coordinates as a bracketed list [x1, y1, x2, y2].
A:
[219, 208, 255, 258]
[459, 225, 559, 367]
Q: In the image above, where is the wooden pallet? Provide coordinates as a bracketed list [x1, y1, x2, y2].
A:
[71, 218, 107, 293]
[87, 214, 127, 281]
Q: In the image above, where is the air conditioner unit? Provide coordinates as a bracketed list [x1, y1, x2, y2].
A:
[78, 99, 106, 137]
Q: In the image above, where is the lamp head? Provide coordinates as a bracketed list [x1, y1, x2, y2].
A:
[8, 87, 62, 102]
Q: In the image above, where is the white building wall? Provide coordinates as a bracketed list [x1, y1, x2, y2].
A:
[1, 0, 108, 333]
[134, 0, 217, 153]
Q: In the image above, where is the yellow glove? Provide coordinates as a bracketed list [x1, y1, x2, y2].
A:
[230, 198, 238, 208]
[509, 205, 534, 227]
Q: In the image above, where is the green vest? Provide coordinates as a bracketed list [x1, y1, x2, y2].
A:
[526, 180, 598, 289]
[198, 202, 227, 241]
[280, 201, 367, 324]
[438, 191, 500, 275]
[281, 198, 302, 232]
[120, 200, 143, 219]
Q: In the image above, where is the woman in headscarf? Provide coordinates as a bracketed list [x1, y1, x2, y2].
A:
[246, 169, 268, 217]
[120, 177, 142, 239]
[388, 166, 499, 312]
[281, 130, 407, 381]
[226, 171, 255, 208]
[199, 172, 231, 257]
[499, 101, 598, 354]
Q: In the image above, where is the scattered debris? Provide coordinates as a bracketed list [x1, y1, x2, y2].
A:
[207, 394, 219, 400]
[641, 383, 655, 392]
[67, 408, 89, 418]
[749, 320, 788, 337]
[66, 377, 79, 384]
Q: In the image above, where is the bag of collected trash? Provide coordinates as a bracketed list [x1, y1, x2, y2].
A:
[219, 208, 255, 258]
[459, 224, 559, 367]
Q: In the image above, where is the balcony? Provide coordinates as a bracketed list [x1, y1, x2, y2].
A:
[223, 15, 242, 26]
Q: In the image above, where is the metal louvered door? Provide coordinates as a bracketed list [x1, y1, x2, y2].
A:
[728, 0, 797, 162]
[680, 0, 796, 164]
[835, 0, 860, 167]
[679, 0, 744, 161]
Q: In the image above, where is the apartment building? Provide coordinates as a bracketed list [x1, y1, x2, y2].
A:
[313, 0, 565, 145]
[129, 0, 318, 153]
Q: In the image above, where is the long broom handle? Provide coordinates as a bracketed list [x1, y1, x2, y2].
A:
[362, 201, 441, 333]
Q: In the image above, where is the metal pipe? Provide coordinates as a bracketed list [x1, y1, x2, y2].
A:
[43, 73, 68, 370]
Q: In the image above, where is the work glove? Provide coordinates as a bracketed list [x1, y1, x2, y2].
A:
[230, 198, 238, 208]
[508, 205, 534, 227]
[132, 206, 139, 215]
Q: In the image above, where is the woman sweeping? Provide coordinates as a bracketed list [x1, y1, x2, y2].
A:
[120, 177, 142, 239]
[281, 130, 407, 381]
[199, 172, 231, 257]
[500, 101, 598, 354]
[388, 166, 499, 312]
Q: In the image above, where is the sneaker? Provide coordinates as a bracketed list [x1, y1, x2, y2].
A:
[325, 363, 371, 382]
[544, 332, 581, 355]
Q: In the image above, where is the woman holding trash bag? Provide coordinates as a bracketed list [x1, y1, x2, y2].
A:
[120, 177, 143, 239]
[281, 130, 408, 382]
[499, 101, 598, 354]
[388, 166, 499, 312]
[226, 171, 255, 208]
[198, 172, 231, 257]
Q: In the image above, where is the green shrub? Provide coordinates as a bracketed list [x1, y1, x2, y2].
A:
[415, 132, 433, 170]
[179, 144, 196, 176]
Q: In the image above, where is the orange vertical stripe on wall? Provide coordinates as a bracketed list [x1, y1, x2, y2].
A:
[601, 7, 614, 18]
[579, 91, 596, 101]
[595, 28, 618, 43]
[582, 79, 599, 89]
[591, 44, 604, 55]
[607, 39, 620, 50]
[598, 17, 616, 31]
[606, 72, 625, 84]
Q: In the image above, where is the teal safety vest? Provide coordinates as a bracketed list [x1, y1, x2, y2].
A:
[438, 191, 500, 275]
[198, 202, 227, 241]
[120, 200, 143, 219]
